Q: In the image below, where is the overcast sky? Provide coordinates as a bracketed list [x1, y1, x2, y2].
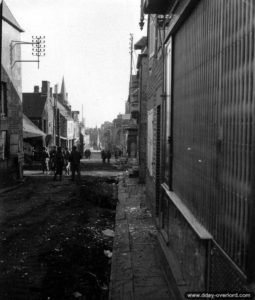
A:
[5, 0, 146, 127]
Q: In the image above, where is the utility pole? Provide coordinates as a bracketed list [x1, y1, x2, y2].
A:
[53, 84, 58, 146]
[129, 33, 134, 111]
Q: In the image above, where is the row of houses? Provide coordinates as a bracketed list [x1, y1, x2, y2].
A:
[99, 113, 138, 158]
[99, 75, 142, 157]
[23, 79, 84, 155]
[0, 1, 84, 188]
[133, 0, 255, 296]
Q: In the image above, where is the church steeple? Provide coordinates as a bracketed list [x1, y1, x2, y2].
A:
[60, 76, 68, 104]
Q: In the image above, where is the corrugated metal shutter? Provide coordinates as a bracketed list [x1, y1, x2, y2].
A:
[172, 0, 254, 274]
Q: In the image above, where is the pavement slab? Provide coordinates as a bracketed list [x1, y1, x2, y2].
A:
[109, 174, 179, 300]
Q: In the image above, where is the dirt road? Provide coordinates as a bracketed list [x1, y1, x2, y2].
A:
[0, 158, 121, 300]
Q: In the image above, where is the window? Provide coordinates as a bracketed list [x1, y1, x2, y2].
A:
[0, 131, 7, 160]
[164, 38, 172, 185]
[0, 82, 7, 118]
[149, 15, 156, 58]
[147, 109, 154, 176]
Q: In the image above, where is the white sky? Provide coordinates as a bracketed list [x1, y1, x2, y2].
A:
[5, 0, 146, 127]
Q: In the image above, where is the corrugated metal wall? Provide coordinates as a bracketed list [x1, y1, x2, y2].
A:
[172, 0, 254, 274]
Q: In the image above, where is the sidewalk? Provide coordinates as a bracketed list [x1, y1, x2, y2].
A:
[109, 173, 179, 300]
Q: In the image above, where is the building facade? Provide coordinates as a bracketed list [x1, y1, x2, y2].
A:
[141, 0, 255, 295]
[100, 121, 114, 151]
[0, 1, 24, 187]
[112, 114, 132, 156]
[135, 37, 148, 182]
[23, 79, 82, 152]
[23, 82, 55, 150]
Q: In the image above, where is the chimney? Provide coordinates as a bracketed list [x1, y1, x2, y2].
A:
[34, 85, 40, 93]
[41, 81, 50, 95]
[50, 87, 53, 97]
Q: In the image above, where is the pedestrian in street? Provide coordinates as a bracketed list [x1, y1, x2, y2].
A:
[64, 148, 70, 175]
[41, 147, 49, 174]
[53, 146, 64, 181]
[87, 149, 91, 159]
[106, 150, 111, 163]
[101, 149, 106, 163]
[114, 149, 118, 160]
[84, 149, 91, 159]
[69, 146, 82, 182]
[49, 146, 57, 174]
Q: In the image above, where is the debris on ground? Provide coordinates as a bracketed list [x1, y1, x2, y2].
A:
[73, 291, 83, 298]
[0, 173, 118, 300]
[104, 250, 113, 258]
[102, 229, 115, 238]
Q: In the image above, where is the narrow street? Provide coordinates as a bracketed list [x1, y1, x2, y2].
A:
[3, 0, 255, 297]
[0, 154, 121, 300]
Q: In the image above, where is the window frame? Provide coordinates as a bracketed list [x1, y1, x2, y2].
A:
[147, 108, 154, 176]
[0, 131, 8, 160]
[0, 81, 8, 118]
[149, 14, 157, 58]
[163, 37, 172, 187]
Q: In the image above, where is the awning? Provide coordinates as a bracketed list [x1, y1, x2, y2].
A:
[134, 37, 147, 50]
[143, 0, 172, 14]
[23, 114, 46, 138]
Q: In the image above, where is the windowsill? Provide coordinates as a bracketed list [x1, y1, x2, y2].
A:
[161, 183, 212, 240]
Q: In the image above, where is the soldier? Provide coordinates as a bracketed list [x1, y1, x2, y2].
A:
[49, 146, 57, 173]
[106, 150, 111, 163]
[101, 149, 106, 163]
[64, 148, 71, 175]
[53, 147, 64, 181]
[41, 147, 49, 174]
[69, 146, 82, 182]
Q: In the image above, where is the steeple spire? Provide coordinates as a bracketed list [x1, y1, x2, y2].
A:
[60, 76, 68, 104]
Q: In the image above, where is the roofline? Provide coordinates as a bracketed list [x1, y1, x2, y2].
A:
[2, 15, 24, 32]
[2, 0, 24, 32]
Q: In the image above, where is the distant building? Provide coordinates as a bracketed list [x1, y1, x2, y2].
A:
[112, 114, 131, 156]
[71, 111, 80, 148]
[135, 36, 148, 182]
[100, 122, 113, 151]
[23, 82, 54, 148]
[54, 77, 73, 149]
[0, 1, 24, 187]
[85, 127, 99, 150]
[125, 75, 139, 158]
[23, 78, 81, 151]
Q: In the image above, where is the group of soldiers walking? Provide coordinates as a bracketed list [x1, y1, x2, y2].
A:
[41, 147, 118, 181]
[101, 149, 111, 163]
[41, 145, 81, 182]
